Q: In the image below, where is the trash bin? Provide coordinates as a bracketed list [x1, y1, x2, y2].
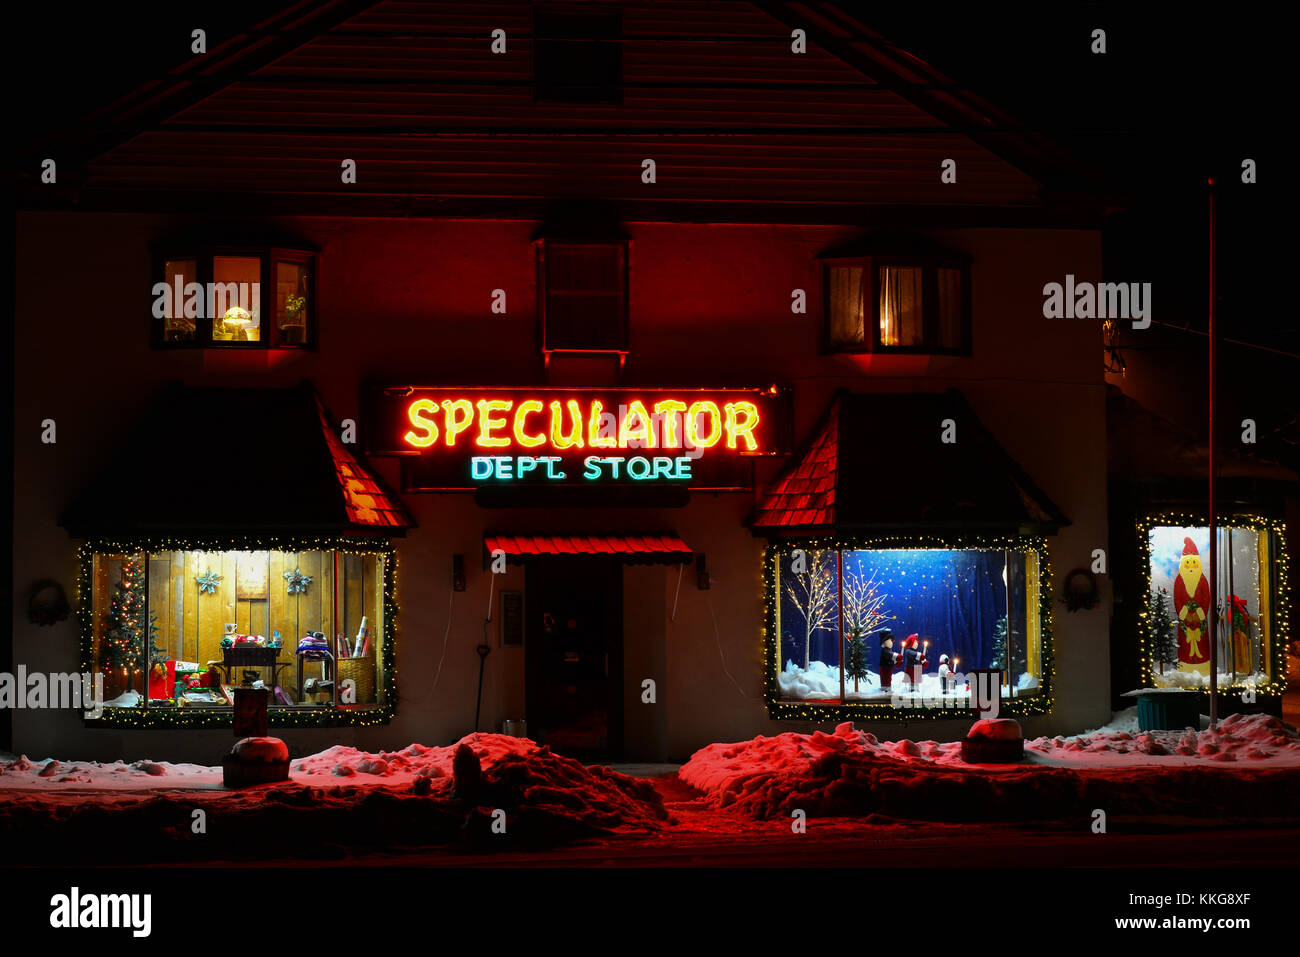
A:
[1136, 690, 1200, 731]
[501, 718, 527, 738]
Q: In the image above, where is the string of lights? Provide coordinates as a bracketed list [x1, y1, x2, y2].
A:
[75, 535, 399, 729]
[1135, 512, 1289, 696]
[761, 532, 1056, 721]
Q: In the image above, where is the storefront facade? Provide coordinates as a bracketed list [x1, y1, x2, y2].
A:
[13, 213, 1118, 762]
[14, 2, 1132, 762]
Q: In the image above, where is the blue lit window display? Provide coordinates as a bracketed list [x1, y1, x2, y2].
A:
[773, 547, 1042, 705]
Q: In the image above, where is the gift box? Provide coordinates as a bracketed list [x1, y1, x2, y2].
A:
[147, 660, 176, 700]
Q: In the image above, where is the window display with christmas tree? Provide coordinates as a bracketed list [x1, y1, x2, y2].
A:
[1141, 517, 1287, 694]
[85, 543, 395, 726]
[769, 541, 1048, 715]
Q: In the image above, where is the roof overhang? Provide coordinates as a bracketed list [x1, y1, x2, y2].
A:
[60, 381, 413, 539]
[748, 389, 1069, 537]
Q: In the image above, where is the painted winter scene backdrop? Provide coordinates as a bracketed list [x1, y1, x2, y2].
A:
[1147, 525, 1269, 689]
[777, 548, 1036, 701]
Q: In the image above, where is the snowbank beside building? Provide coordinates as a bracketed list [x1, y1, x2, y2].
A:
[0, 734, 668, 861]
[679, 712, 1300, 820]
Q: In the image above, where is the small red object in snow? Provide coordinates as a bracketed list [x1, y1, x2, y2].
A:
[222, 736, 290, 787]
[968, 718, 1023, 741]
[961, 718, 1024, 763]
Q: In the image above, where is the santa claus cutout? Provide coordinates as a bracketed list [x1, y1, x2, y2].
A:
[1171, 536, 1211, 676]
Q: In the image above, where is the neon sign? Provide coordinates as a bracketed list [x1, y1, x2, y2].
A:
[365, 387, 790, 491]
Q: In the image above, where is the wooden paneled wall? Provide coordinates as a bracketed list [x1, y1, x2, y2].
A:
[96, 549, 385, 701]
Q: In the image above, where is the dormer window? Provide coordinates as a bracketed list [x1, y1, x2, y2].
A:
[821, 235, 971, 355]
[152, 241, 316, 349]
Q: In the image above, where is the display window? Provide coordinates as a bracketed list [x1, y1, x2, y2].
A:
[765, 536, 1053, 719]
[1140, 514, 1290, 694]
[78, 539, 396, 727]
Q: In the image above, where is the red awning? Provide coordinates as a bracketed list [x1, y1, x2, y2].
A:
[748, 398, 840, 531]
[314, 391, 414, 529]
[483, 534, 693, 565]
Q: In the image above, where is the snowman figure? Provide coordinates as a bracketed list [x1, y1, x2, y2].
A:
[938, 654, 953, 694]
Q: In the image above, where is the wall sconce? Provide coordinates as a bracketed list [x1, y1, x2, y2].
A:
[696, 553, 710, 590]
[452, 554, 466, 592]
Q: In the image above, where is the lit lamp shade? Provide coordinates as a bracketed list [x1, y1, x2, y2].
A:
[224, 306, 253, 339]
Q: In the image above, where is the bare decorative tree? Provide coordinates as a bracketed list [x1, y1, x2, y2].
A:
[784, 549, 838, 670]
[842, 562, 894, 643]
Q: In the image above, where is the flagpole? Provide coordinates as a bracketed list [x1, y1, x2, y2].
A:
[1207, 177, 1218, 729]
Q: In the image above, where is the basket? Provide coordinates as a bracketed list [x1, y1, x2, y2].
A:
[337, 657, 376, 704]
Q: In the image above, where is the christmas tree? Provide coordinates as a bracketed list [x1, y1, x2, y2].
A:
[989, 615, 1008, 670]
[988, 614, 1028, 676]
[102, 558, 149, 687]
[844, 622, 869, 692]
[1151, 587, 1179, 673]
[147, 610, 164, 664]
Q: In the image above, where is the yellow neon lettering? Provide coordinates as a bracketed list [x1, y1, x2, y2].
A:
[653, 399, 687, 448]
[476, 399, 512, 448]
[588, 400, 617, 448]
[724, 401, 760, 451]
[513, 399, 546, 448]
[441, 399, 474, 447]
[618, 400, 655, 448]
[403, 399, 440, 448]
[685, 401, 722, 448]
[549, 400, 585, 449]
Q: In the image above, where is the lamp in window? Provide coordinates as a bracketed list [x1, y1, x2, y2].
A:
[223, 306, 253, 341]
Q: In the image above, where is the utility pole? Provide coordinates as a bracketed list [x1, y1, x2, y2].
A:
[1207, 177, 1218, 729]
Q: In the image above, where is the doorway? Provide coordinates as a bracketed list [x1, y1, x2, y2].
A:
[525, 558, 624, 760]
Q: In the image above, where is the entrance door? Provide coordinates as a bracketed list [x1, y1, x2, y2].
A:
[525, 558, 623, 759]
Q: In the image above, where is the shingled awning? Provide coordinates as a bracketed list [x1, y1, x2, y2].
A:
[484, 534, 693, 565]
[748, 389, 1068, 535]
[60, 381, 413, 538]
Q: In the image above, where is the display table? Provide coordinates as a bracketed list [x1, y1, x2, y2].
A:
[296, 647, 335, 704]
[219, 645, 291, 691]
[1121, 688, 1202, 731]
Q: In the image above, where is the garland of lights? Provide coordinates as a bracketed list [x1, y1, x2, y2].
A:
[761, 532, 1056, 721]
[1135, 512, 1289, 697]
[76, 535, 399, 729]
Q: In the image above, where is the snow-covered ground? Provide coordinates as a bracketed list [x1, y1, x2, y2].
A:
[0, 733, 669, 837]
[778, 659, 1037, 701]
[678, 710, 1300, 821]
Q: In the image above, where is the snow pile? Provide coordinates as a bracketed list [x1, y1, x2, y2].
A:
[1152, 669, 1267, 690]
[681, 721, 958, 818]
[681, 714, 1300, 821]
[288, 734, 668, 832]
[779, 661, 1036, 701]
[1026, 712, 1300, 764]
[779, 660, 867, 699]
[0, 754, 217, 786]
[0, 734, 668, 859]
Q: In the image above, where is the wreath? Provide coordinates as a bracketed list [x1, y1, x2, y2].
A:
[196, 569, 222, 594]
[284, 567, 313, 595]
[28, 579, 70, 626]
[1060, 568, 1100, 612]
